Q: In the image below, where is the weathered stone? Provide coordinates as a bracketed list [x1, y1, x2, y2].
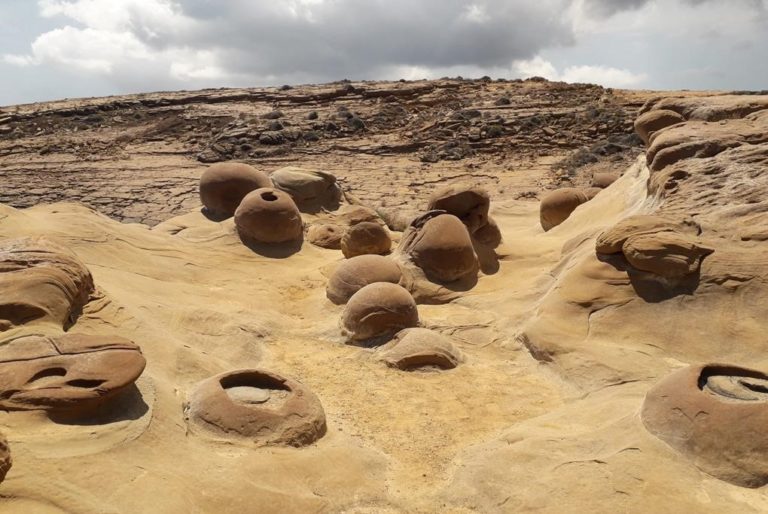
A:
[0, 433, 10, 484]
[427, 185, 490, 233]
[539, 188, 590, 231]
[634, 109, 685, 146]
[234, 188, 303, 244]
[591, 172, 619, 188]
[270, 167, 341, 213]
[307, 223, 344, 249]
[326, 255, 402, 305]
[377, 328, 463, 370]
[341, 283, 418, 342]
[642, 364, 768, 487]
[0, 333, 146, 411]
[199, 162, 271, 217]
[0, 237, 94, 331]
[341, 222, 391, 258]
[186, 369, 326, 447]
[622, 232, 713, 278]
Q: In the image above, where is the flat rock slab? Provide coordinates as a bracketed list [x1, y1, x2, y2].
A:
[0, 333, 146, 411]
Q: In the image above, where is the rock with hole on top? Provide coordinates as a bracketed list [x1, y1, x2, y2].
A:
[427, 185, 490, 233]
[377, 328, 463, 370]
[642, 364, 768, 487]
[341, 222, 391, 258]
[0, 333, 146, 411]
[270, 167, 341, 213]
[234, 188, 303, 244]
[199, 162, 271, 217]
[0, 237, 94, 332]
[539, 188, 590, 231]
[341, 283, 418, 342]
[185, 369, 326, 447]
[326, 254, 403, 305]
[634, 109, 685, 146]
[400, 212, 478, 283]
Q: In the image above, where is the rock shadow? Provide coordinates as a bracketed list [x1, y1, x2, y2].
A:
[238, 232, 304, 259]
[598, 253, 702, 302]
[46, 384, 149, 426]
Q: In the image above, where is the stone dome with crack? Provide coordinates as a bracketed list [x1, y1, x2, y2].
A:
[234, 188, 303, 244]
[340, 222, 391, 259]
[326, 254, 403, 305]
[341, 282, 419, 342]
[376, 328, 463, 370]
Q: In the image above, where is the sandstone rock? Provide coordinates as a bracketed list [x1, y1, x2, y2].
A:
[334, 205, 384, 227]
[0, 333, 146, 411]
[539, 188, 589, 231]
[340, 222, 391, 258]
[427, 185, 490, 233]
[270, 167, 341, 213]
[199, 162, 271, 217]
[341, 283, 418, 342]
[634, 109, 685, 146]
[472, 216, 502, 248]
[326, 255, 403, 305]
[0, 433, 9, 484]
[307, 223, 344, 249]
[622, 232, 713, 278]
[590, 172, 619, 188]
[400, 212, 478, 283]
[234, 188, 303, 244]
[595, 215, 698, 255]
[642, 364, 768, 487]
[583, 187, 602, 200]
[377, 328, 463, 370]
[0, 237, 94, 331]
[186, 369, 326, 447]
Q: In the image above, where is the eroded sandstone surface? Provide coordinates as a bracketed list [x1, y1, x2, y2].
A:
[1, 81, 767, 513]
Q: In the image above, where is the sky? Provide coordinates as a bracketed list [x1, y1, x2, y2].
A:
[1, 0, 767, 106]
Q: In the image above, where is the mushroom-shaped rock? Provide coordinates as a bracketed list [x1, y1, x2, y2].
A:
[427, 185, 490, 233]
[234, 188, 303, 244]
[642, 364, 768, 487]
[539, 188, 590, 231]
[185, 369, 326, 447]
[634, 109, 685, 146]
[199, 162, 271, 217]
[307, 223, 344, 249]
[0, 237, 94, 331]
[270, 167, 341, 213]
[591, 172, 619, 189]
[401, 213, 478, 283]
[326, 255, 403, 305]
[0, 333, 146, 411]
[595, 215, 697, 255]
[341, 283, 418, 342]
[341, 222, 391, 258]
[377, 328, 463, 370]
[622, 232, 713, 278]
[0, 433, 10, 484]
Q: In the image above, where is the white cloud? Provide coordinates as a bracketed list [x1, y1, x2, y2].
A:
[513, 57, 647, 87]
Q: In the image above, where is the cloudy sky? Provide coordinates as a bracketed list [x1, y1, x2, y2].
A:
[1, 0, 766, 106]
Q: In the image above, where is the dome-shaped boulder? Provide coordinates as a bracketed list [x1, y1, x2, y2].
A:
[377, 328, 463, 370]
[234, 188, 303, 244]
[326, 255, 403, 305]
[340, 222, 391, 258]
[199, 162, 271, 217]
[341, 283, 418, 342]
[270, 167, 341, 213]
[539, 188, 590, 231]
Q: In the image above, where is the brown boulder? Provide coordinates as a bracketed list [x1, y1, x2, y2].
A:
[199, 162, 271, 217]
[307, 223, 344, 249]
[270, 167, 341, 213]
[341, 283, 419, 342]
[642, 364, 768, 487]
[234, 188, 303, 244]
[634, 109, 685, 146]
[326, 255, 403, 305]
[427, 185, 490, 233]
[472, 216, 502, 248]
[590, 172, 619, 189]
[185, 369, 326, 447]
[0, 333, 146, 411]
[377, 328, 463, 370]
[539, 188, 590, 231]
[340, 222, 391, 258]
[595, 215, 696, 255]
[400, 212, 478, 283]
[0, 237, 94, 332]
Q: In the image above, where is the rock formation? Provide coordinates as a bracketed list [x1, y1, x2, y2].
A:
[326, 254, 403, 305]
[642, 364, 768, 487]
[376, 328, 463, 370]
[0, 333, 146, 411]
[234, 188, 303, 244]
[185, 369, 326, 447]
[306, 223, 344, 249]
[539, 188, 591, 231]
[199, 162, 272, 217]
[340, 222, 391, 258]
[427, 185, 490, 234]
[341, 283, 418, 342]
[399, 212, 478, 283]
[0, 237, 94, 331]
[634, 109, 685, 145]
[590, 172, 619, 189]
[270, 167, 341, 213]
